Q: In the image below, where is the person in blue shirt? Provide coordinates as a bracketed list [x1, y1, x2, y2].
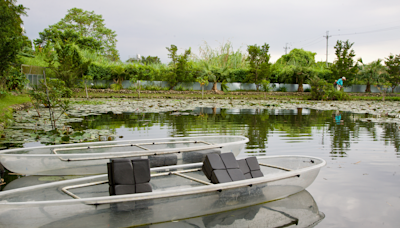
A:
[336, 77, 346, 91]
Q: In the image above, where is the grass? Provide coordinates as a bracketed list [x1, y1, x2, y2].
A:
[71, 90, 310, 100]
[0, 94, 31, 133]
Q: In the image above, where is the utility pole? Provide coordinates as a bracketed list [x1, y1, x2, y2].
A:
[283, 43, 290, 55]
[323, 31, 332, 67]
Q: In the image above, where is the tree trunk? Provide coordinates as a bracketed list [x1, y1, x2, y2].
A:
[256, 84, 259, 92]
[212, 82, 218, 91]
[297, 76, 304, 92]
[201, 86, 204, 99]
[365, 83, 371, 93]
[297, 83, 304, 92]
[84, 80, 88, 99]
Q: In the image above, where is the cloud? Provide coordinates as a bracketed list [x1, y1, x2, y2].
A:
[18, 0, 400, 63]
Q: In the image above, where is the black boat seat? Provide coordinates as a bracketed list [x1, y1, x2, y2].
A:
[237, 157, 264, 179]
[149, 154, 178, 167]
[107, 158, 152, 195]
[182, 149, 221, 163]
[202, 152, 246, 184]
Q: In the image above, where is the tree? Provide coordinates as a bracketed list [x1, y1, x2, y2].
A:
[274, 48, 316, 92]
[196, 76, 208, 99]
[330, 40, 358, 84]
[357, 58, 384, 92]
[366, 59, 390, 101]
[384, 54, 400, 93]
[0, 0, 28, 84]
[46, 39, 91, 88]
[165, 45, 193, 90]
[34, 8, 119, 60]
[246, 43, 271, 91]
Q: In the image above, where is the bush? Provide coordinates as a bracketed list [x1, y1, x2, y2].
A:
[309, 76, 349, 100]
[276, 86, 287, 92]
[4, 66, 29, 92]
[260, 80, 272, 92]
[110, 83, 122, 91]
[304, 88, 311, 92]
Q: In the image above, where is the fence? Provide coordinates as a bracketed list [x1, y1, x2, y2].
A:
[23, 65, 400, 93]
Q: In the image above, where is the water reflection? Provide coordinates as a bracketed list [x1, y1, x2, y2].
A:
[63, 108, 400, 157]
[138, 190, 324, 228]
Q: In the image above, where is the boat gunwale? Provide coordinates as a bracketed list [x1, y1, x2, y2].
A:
[0, 155, 326, 207]
[0, 136, 249, 157]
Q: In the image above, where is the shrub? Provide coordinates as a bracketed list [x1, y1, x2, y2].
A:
[309, 76, 349, 100]
[260, 80, 272, 92]
[304, 88, 311, 92]
[110, 83, 122, 91]
[276, 86, 287, 92]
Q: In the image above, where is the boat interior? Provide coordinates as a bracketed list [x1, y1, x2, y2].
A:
[61, 152, 297, 200]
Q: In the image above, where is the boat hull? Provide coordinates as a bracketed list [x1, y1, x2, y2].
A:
[0, 136, 248, 175]
[0, 155, 325, 228]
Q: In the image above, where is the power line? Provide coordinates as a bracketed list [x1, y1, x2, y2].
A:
[331, 25, 400, 37]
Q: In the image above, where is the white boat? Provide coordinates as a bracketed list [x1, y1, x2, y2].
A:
[0, 155, 326, 228]
[0, 136, 248, 175]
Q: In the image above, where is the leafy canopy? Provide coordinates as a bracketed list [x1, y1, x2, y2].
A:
[34, 8, 119, 60]
[246, 43, 271, 91]
[274, 48, 316, 92]
[384, 53, 400, 92]
[46, 38, 91, 88]
[330, 40, 358, 83]
[0, 0, 28, 78]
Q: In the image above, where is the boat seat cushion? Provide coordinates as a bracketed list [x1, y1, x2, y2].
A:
[211, 170, 232, 184]
[202, 153, 226, 180]
[114, 185, 136, 195]
[149, 154, 177, 167]
[220, 153, 240, 169]
[227, 169, 246, 181]
[108, 159, 135, 185]
[238, 157, 264, 179]
[132, 159, 151, 184]
[135, 183, 153, 193]
[183, 149, 221, 163]
[108, 158, 152, 196]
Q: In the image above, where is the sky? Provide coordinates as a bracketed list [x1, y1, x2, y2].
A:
[18, 0, 400, 64]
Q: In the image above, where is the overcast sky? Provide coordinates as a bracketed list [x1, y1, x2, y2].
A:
[18, 0, 400, 64]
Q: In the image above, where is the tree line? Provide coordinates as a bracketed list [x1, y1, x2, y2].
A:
[1, 2, 399, 99]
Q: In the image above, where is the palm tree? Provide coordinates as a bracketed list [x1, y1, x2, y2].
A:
[357, 59, 387, 93]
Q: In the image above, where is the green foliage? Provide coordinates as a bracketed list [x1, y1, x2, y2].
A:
[29, 78, 71, 125]
[273, 49, 316, 92]
[165, 45, 194, 89]
[260, 80, 271, 92]
[357, 58, 387, 92]
[276, 86, 287, 92]
[330, 40, 358, 84]
[0, 0, 28, 87]
[308, 76, 349, 100]
[4, 65, 28, 92]
[384, 53, 400, 92]
[246, 43, 271, 91]
[127, 56, 161, 65]
[34, 7, 119, 61]
[110, 83, 122, 91]
[194, 40, 248, 69]
[46, 39, 91, 87]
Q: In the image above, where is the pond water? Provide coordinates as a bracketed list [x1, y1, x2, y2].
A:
[2, 107, 400, 227]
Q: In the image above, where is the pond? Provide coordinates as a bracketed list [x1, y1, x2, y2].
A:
[1, 107, 400, 227]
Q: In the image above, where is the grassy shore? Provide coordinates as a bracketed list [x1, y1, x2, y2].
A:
[72, 89, 400, 101]
[0, 94, 31, 133]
